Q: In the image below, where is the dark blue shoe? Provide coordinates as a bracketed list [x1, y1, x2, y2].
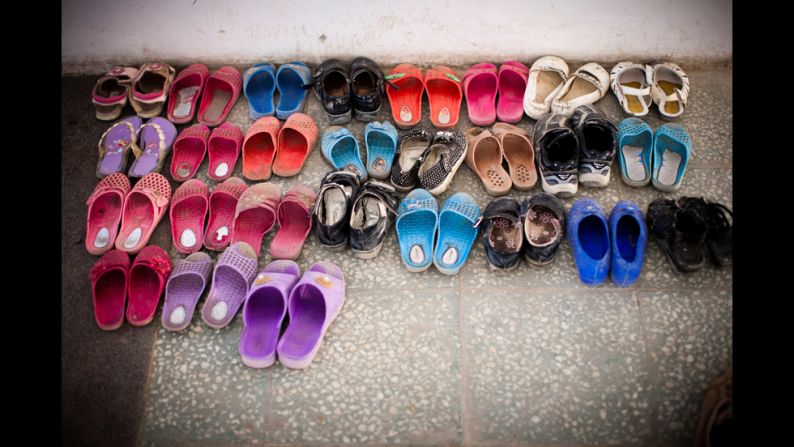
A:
[566, 198, 610, 285]
[609, 201, 647, 286]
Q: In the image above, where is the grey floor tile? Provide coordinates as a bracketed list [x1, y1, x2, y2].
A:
[265, 288, 462, 445]
[461, 288, 652, 446]
[638, 288, 732, 447]
[141, 318, 269, 444]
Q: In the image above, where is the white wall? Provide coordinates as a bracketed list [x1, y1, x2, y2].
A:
[62, 0, 731, 74]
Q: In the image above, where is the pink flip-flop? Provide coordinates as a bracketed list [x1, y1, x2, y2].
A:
[198, 66, 242, 127]
[167, 63, 209, 124]
[270, 184, 317, 260]
[207, 122, 243, 181]
[497, 61, 529, 123]
[170, 179, 209, 254]
[126, 245, 172, 326]
[205, 177, 248, 251]
[89, 249, 130, 330]
[115, 173, 172, 254]
[462, 63, 499, 126]
[231, 182, 282, 257]
[86, 173, 131, 256]
[170, 124, 210, 182]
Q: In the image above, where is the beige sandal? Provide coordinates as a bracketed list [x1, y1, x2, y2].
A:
[129, 62, 176, 118]
[464, 128, 511, 196]
[492, 123, 537, 190]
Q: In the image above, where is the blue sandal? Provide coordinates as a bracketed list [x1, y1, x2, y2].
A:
[652, 123, 692, 192]
[567, 198, 610, 286]
[321, 127, 367, 180]
[434, 193, 481, 275]
[364, 121, 398, 180]
[617, 118, 653, 187]
[396, 189, 438, 272]
[243, 63, 276, 120]
[275, 62, 312, 119]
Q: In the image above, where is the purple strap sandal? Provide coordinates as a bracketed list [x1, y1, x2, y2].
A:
[96, 116, 143, 178]
[277, 261, 345, 369]
[201, 241, 258, 329]
[161, 252, 214, 331]
[239, 260, 301, 368]
[128, 117, 177, 178]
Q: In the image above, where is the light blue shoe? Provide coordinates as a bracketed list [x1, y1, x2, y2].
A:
[243, 63, 276, 120]
[321, 127, 367, 180]
[396, 189, 438, 272]
[275, 62, 312, 120]
[616, 118, 653, 187]
[364, 121, 398, 180]
[433, 192, 481, 275]
[652, 123, 692, 192]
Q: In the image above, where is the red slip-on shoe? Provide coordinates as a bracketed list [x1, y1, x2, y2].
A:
[89, 249, 131, 330]
[126, 245, 172, 326]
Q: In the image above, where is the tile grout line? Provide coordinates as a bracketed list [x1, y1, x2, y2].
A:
[457, 273, 469, 446]
[133, 327, 161, 447]
[633, 292, 662, 447]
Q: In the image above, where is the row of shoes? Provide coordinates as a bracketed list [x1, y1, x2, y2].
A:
[647, 197, 732, 273]
[90, 243, 347, 369]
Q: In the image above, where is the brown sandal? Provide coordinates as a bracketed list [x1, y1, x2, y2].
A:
[464, 128, 511, 196]
[492, 123, 537, 190]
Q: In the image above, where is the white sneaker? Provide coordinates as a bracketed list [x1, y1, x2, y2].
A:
[523, 56, 569, 120]
[610, 61, 652, 116]
[650, 62, 689, 119]
[550, 62, 609, 116]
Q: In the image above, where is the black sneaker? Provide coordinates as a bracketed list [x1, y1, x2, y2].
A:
[534, 112, 580, 197]
[312, 59, 352, 124]
[646, 198, 708, 273]
[569, 105, 617, 188]
[520, 193, 566, 265]
[350, 57, 387, 122]
[313, 170, 360, 250]
[391, 127, 434, 192]
[481, 197, 524, 270]
[677, 197, 733, 267]
[349, 180, 400, 259]
[418, 129, 467, 196]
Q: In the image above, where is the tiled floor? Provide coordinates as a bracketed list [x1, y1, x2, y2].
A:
[63, 64, 732, 447]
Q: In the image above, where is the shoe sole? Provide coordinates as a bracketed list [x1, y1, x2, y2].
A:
[579, 171, 610, 188]
[391, 181, 416, 193]
[524, 251, 559, 266]
[327, 109, 352, 125]
[241, 353, 276, 369]
[655, 239, 706, 273]
[352, 242, 384, 259]
[321, 241, 348, 252]
[354, 107, 380, 122]
[540, 174, 577, 198]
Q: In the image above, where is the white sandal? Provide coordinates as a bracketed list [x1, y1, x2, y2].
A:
[550, 62, 609, 116]
[522, 56, 569, 120]
[650, 62, 689, 119]
[610, 61, 652, 116]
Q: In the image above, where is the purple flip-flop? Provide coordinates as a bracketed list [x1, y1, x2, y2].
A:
[239, 260, 301, 368]
[201, 241, 258, 329]
[128, 117, 177, 178]
[161, 252, 214, 331]
[96, 116, 142, 178]
[277, 261, 345, 369]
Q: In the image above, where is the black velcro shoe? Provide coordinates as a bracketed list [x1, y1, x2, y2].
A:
[349, 180, 400, 259]
[313, 170, 360, 250]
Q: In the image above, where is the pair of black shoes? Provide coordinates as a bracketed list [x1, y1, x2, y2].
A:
[534, 105, 617, 197]
[480, 193, 566, 270]
[311, 58, 390, 124]
[313, 170, 400, 259]
[646, 197, 733, 272]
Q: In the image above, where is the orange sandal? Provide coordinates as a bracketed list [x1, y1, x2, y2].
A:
[242, 117, 281, 181]
[385, 64, 424, 129]
[465, 128, 512, 196]
[424, 65, 462, 129]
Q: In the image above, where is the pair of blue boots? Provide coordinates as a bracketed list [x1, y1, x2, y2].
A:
[617, 118, 692, 192]
[567, 198, 648, 286]
[321, 121, 398, 181]
[395, 190, 481, 275]
[243, 62, 312, 120]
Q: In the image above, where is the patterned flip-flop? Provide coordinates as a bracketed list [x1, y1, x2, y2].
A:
[115, 173, 172, 254]
[162, 252, 213, 331]
[96, 116, 142, 178]
[128, 117, 177, 178]
[86, 173, 131, 256]
[201, 242, 259, 329]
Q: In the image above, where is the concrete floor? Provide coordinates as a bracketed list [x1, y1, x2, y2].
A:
[62, 64, 732, 447]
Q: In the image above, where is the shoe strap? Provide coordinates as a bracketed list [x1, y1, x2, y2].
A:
[133, 122, 166, 161]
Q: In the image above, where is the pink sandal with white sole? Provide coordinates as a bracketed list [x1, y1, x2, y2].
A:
[115, 173, 172, 254]
[207, 122, 243, 181]
[170, 179, 209, 254]
[86, 173, 131, 256]
[205, 177, 248, 251]
[270, 184, 317, 260]
[231, 182, 282, 258]
[170, 124, 210, 182]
